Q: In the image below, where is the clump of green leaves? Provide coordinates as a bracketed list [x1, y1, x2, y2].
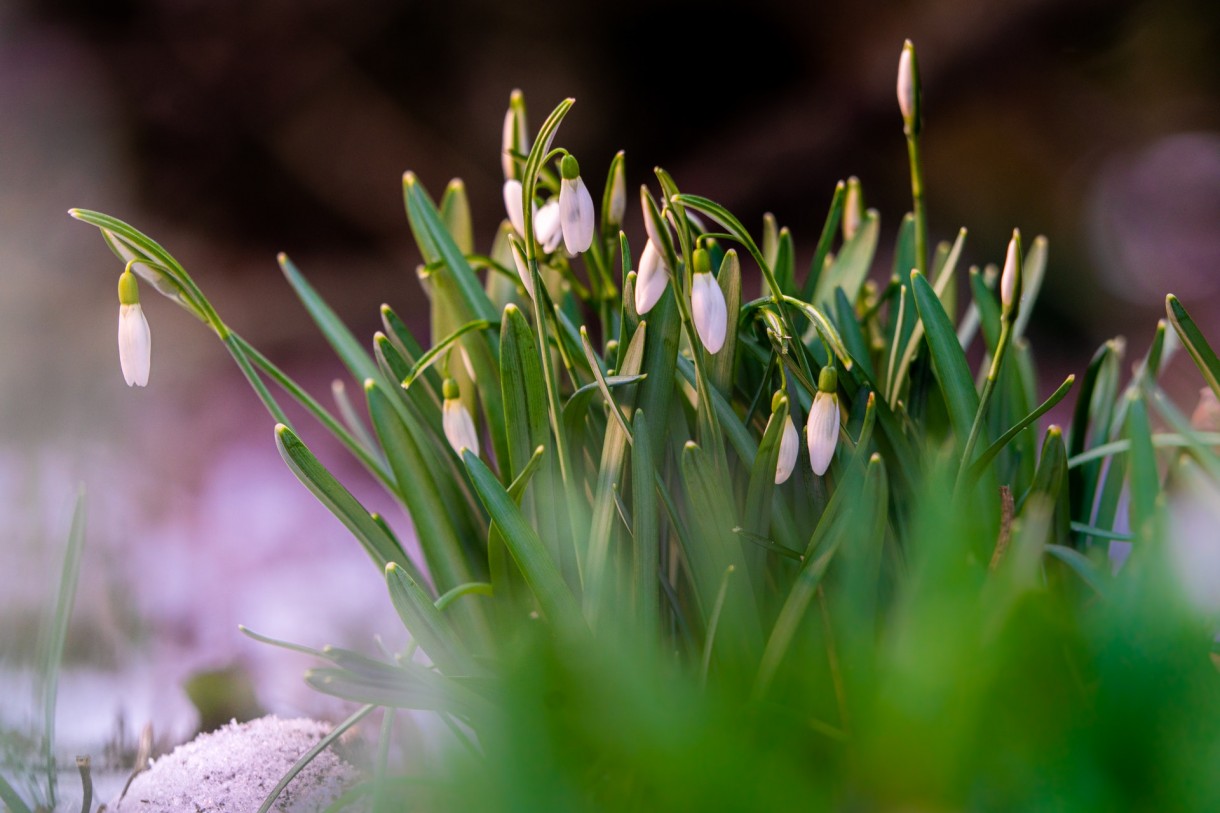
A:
[72, 42, 1220, 811]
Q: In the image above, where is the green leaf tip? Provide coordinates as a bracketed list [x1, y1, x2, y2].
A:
[363, 378, 377, 392]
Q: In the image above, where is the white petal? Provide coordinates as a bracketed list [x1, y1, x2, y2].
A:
[510, 240, 535, 300]
[503, 179, 525, 236]
[634, 240, 668, 315]
[443, 399, 480, 457]
[897, 44, 915, 121]
[806, 392, 840, 476]
[534, 199, 563, 254]
[118, 303, 151, 387]
[559, 177, 595, 254]
[691, 272, 727, 354]
[775, 414, 799, 484]
[501, 107, 516, 180]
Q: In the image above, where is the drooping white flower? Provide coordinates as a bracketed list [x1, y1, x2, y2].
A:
[1000, 229, 1021, 313]
[558, 154, 594, 254]
[690, 249, 726, 354]
[806, 368, 840, 476]
[775, 411, 799, 485]
[509, 238, 535, 300]
[117, 269, 151, 387]
[534, 199, 563, 254]
[634, 239, 668, 315]
[503, 179, 528, 237]
[442, 378, 480, 456]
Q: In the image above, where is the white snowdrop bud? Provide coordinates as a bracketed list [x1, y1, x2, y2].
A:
[807, 368, 840, 476]
[897, 40, 919, 130]
[117, 269, 151, 387]
[1000, 229, 1021, 314]
[559, 155, 595, 254]
[690, 249, 726, 354]
[775, 398, 800, 485]
[634, 239, 668, 315]
[442, 378, 480, 456]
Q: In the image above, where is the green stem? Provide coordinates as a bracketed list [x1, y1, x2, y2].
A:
[905, 131, 928, 278]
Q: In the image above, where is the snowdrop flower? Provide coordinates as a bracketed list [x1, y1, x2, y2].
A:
[509, 238, 535, 300]
[1000, 229, 1021, 314]
[442, 378, 479, 456]
[534, 199, 563, 254]
[774, 395, 799, 484]
[117, 268, 151, 387]
[806, 367, 840, 476]
[690, 249, 727, 354]
[634, 239, 668, 314]
[897, 40, 919, 129]
[502, 179, 531, 237]
[558, 154, 594, 254]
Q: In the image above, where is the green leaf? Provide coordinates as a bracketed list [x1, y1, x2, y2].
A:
[774, 227, 796, 296]
[743, 395, 790, 537]
[1166, 294, 1220, 402]
[681, 442, 763, 674]
[911, 270, 980, 445]
[636, 285, 682, 460]
[385, 562, 476, 676]
[968, 266, 1002, 356]
[0, 772, 33, 813]
[274, 424, 418, 579]
[1012, 236, 1047, 341]
[402, 319, 496, 388]
[463, 451, 585, 631]
[631, 409, 660, 637]
[403, 174, 498, 323]
[1124, 393, 1159, 540]
[813, 209, 879, 310]
[968, 374, 1075, 481]
[834, 287, 875, 381]
[39, 487, 86, 808]
[439, 179, 474, 254]
[583, 324, 648, 626]
[801, 180, 846, 301]
[499, 304, 550, 480]
[364, 381, 483, 603]
[1045, 544, 1109, 597]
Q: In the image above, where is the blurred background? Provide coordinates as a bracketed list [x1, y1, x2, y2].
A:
[2, 0, 1219, 785]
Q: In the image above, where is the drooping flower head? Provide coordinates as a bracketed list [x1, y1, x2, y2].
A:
[690, 248, 727, 354]
[117, 267, 151, 387]
[634, 239, 668, 315]
[558, 154, 595, 255]
[442, 378, 480, 456]
[807, 367, 840, 476]
[773, 392, 799, 485]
